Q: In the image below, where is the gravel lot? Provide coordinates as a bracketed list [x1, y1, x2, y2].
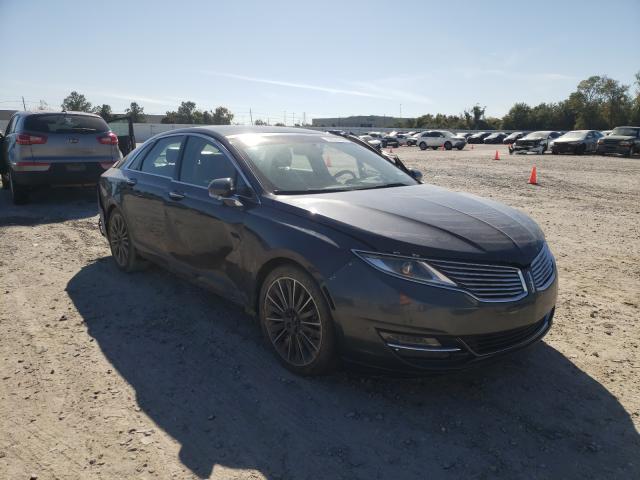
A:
[1, 144, 639, 479]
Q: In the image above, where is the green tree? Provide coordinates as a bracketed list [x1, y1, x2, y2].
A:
[61, 91, 92, 112]
[93, 104, 113, 122]
[125, 102, 146, 123]
[212, 106, 234, 125]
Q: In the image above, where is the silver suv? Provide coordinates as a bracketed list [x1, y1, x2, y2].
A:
[0, 111, 133, 204]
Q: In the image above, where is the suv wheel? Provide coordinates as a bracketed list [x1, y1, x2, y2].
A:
[9, 170, 28, 205]
[419, 142, 427, 151]
[444, 141, 452, 150]
[259, 265, 337, 375]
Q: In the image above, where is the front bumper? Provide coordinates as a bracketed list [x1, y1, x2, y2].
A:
[596, 143, 632, 155]
[512, 144, 544, 154]
[326, 258, 557, 372]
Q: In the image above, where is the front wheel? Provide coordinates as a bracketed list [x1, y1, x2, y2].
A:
[444, 142, 452, 151]
[457, 145, 463, 150]
[259, 265, 337, 375]
[419, 142, 427, 151]
[108, 210, 144, 272]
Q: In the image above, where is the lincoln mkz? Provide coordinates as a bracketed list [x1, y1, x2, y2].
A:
[97, 126, 557, 375]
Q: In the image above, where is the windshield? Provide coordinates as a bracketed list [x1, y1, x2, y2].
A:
[611, 127, 639, 137]
[229, 133, 418, 194]
[24, 114, 108, 134]
[560, 131, 586, 140]
[523, 131, 550, 140]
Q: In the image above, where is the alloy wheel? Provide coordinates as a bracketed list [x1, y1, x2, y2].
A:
[109, 213, 130, 267]
[263, 277, 322, 367]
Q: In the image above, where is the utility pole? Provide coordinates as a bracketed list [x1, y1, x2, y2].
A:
[22, 96, 26, 111]
[283, 111, 286, 126]
[249, 108, 253, 125]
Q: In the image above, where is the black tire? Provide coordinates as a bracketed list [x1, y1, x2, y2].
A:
[419, 142, 427, 151]
[457, 145, 463, 150]
[107, 209, 144, 272]
[1, 173, 9, 190]
[575, 144, 586, 155]
[552, 149, 558, 155]
[259, 265, 337, 375]
[624, 147, 632, 158]
[444, 141, 452, 151]
[9, 170, 28, 204]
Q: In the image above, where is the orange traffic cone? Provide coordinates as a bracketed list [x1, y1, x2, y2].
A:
[494, 150, 500, 160]
[528, 166, 538, 185]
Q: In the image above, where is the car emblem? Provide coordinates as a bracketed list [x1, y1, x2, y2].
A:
[68, 137, 79, 144]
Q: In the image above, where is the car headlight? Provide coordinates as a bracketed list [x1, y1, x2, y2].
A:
[597, 139, 604, 144]
[353, 251, 456, 287]
[620, 141, 632, 146]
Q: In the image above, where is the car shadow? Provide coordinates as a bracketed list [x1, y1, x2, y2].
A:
[67, 259, 640, 479]
[0, 185, 97, 226]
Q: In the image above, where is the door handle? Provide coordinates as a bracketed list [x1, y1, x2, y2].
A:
[125, 178, 137, 186]
[168, 191, 185, 201]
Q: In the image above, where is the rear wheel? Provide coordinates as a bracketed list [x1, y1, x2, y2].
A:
[419, 142, 427, 151]
[259, 265, 337, 375]
[9, 170, 28, 205]
[108, 210, 144, 272]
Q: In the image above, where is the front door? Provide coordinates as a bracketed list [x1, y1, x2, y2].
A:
[165, 134, 252, 302]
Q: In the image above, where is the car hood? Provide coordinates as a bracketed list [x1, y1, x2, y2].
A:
[555, 137, 584, 143]
[274, 184, 544, 266]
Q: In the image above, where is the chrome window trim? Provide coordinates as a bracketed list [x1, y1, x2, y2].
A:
[122, 133, 185, 173]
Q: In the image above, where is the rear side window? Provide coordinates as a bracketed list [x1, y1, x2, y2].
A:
[140, 136, 184, 178]
[24, 114, 109, 134]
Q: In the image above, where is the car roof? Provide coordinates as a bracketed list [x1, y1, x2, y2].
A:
[159, 125, 322, 138]
[14, 110, 102, 117]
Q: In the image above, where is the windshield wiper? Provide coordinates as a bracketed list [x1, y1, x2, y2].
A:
[352, 182, 409, 191]
[273, 187, 354, 195]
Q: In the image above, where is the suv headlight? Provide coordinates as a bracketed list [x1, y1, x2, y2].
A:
[353, 251, 456, 287]
[619, 140, 632, 146]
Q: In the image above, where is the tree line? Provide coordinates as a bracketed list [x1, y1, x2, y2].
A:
[59, 92, 235, 126]
[402, 73, 640, 131]
[61, 91, 146, 123]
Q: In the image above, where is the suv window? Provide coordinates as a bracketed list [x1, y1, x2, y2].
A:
[180, 136, 238, 187]
[140, 136, 184, 177]
[24, 114, 109, 134]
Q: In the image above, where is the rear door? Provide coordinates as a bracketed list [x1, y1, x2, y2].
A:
[23, 113, 117, 168]
[108, 115, 136, 156]
[121, 135, 185, 259]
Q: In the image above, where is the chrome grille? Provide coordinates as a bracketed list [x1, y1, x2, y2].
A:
[428, 259, 526, 301]
[530, 244, 555, 289]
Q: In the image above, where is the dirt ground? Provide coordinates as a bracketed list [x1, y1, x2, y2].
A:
[1, 144, 639, 479]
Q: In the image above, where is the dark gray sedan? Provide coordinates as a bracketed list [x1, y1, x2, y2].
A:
[98, 126, 557, 375]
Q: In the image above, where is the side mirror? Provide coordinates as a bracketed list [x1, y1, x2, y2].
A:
[409, 168, 423, 182]
[208, 177, 235, 198]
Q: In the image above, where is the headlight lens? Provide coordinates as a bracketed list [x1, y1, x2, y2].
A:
[597, 139, 604, 144]
[620, 141, 632, 146]
[353, 251, 456, 287]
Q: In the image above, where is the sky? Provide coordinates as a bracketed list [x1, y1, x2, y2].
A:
[0, 0, 638, 124]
